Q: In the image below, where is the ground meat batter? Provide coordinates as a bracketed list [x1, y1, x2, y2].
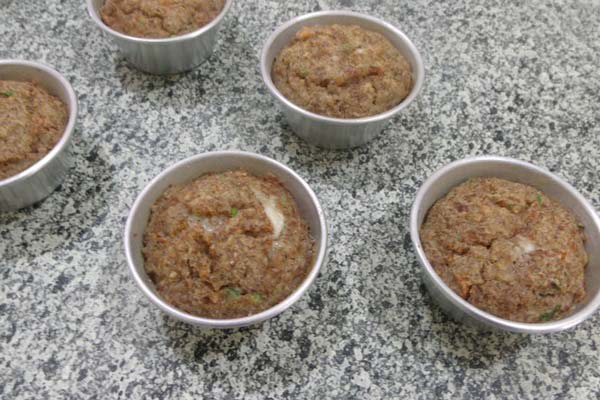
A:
[420, 177, 588, 323]
[100, 0, 225, 38]
[271, 24, 413, 119]
[0, 80, 68, 181]
[143, 170, 315, 319]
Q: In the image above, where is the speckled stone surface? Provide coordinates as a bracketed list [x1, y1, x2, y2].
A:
[1, 0, 599, 399]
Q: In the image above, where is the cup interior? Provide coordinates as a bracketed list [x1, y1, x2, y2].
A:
[125, 151, 327, 327]
[412, 157, 600, 329]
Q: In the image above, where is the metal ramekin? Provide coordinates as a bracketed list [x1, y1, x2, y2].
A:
[410, 156, 600, 333]
[124, 151, 328, 328]
[87, 0, 233, 75]
[260, 11, 424, 149]
[0, 60, 78, 211]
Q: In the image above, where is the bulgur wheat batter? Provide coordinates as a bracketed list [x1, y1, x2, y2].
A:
[0, 80, 68, 181]
[100, 0, 225, 38]
[420, 177, 588, 323]
[272, 24, 413, 119]
[143, 170, 315, 319]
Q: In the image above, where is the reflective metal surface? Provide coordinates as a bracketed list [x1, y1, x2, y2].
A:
[87, 0, 233, 75]
[260, 11, 424, 149]
[0, 60, 78, 211]
[410, 156, 600, 333]
[124, 151, 328, 328]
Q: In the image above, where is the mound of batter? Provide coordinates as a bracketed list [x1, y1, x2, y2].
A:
[272, 24, 413, 119]
[0, 80, 68, 180]
[420, 177, 588, 323]
[143, 170, 315, 319]
[100, 0, 225, 38]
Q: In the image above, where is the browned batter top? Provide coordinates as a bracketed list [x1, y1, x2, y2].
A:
[0, 80, 68, 181]
[272, 24, 413, 119]
[420, 177, 588, 323]
[143, 170, 315, 319]
[100, 0, 225, 38]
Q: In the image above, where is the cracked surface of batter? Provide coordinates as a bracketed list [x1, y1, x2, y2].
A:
[271, 24, 413, 119]
[420, 177, 588, 323]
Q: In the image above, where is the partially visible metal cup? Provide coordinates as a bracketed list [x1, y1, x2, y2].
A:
[86, 0, 233, 75]
[261, 11, 425, 149]
[0, 60, 78, 211]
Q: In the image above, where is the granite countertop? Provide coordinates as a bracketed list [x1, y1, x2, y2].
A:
[1, 0, 599, 399]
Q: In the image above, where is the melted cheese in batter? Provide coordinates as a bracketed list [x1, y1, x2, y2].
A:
[253, 190, 285, 238]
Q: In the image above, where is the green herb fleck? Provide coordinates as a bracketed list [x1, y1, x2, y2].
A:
[536, 193, 544, 205]
[297, 69, 309, 78]
[225, 287, 241, 299]
[538, 279, 547, 287]
[249, 293, 262, 303]
[539, 305, 560, 322]
[539, 311, 552, 321]
[455, 234, 462, 241]
[1, 89, 14, 97]
[230, 207, 238, 217]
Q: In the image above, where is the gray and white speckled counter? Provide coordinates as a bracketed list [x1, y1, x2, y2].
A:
[1, 1, 599, 399]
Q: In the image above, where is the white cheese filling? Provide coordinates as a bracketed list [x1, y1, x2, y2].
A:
[253, 190, 285, 238]
[514, 236, 537, 258]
